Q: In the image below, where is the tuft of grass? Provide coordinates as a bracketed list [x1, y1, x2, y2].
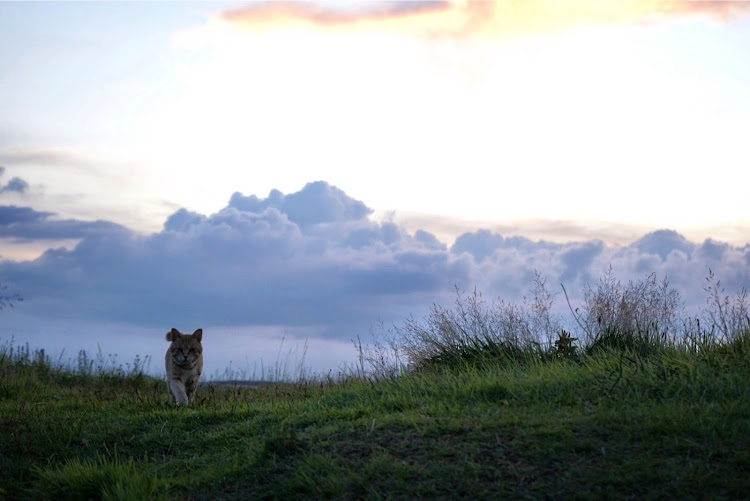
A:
[375, 268, 750, 376]
[390, 272, 563, 373]
[30, 454, 171, 501]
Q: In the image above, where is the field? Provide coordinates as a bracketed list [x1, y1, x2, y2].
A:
[1, 272, 749, 499]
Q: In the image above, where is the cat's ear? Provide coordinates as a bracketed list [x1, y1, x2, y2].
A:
[193, 328, 203, 342]
[166, 328, 180, 342]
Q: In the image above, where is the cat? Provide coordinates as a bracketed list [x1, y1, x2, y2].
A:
[165, 328, 203, 405]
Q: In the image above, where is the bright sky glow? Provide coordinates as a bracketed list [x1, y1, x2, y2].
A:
[2, 1, 749, 248]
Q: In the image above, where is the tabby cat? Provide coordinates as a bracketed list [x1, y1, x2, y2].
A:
[165, 328, 203, 405]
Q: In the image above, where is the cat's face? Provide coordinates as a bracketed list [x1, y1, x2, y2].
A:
[166, 328, 203, 367]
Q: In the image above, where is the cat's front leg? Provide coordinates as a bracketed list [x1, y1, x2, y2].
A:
[169, 379, 189, 405]
[185, 375, 200, 404]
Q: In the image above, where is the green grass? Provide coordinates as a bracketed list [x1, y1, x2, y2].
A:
[2, 336, 749, 500]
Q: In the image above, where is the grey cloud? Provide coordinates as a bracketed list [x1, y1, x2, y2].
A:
[414, 230, 446, 251]
[629, 229, 695, 260]
[0, 204, 128, 240]
[0, 177, 29, 194]
[163, 208, 207, 232]
[559, 241, 605, 283]
[696, 239, 728, 262]
[0, 206, 52, 225]
[282, 181, 372, 226]
[0, 166, 31, 199]
[446, 226, 749, 314]
[585, 239, 750, 311]
[0, 166, 31, 194]
[0, 182, 465, 332]
[450, 229, 505, 262]
[1, 181, 748, 340]
[450, 229, 556, 263]
[343, 222, 402, 250]
[230, 181, 372, 227]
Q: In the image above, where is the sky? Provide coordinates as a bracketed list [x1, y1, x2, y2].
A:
[1, 1, 749, 377]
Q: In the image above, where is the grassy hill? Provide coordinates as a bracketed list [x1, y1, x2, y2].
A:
[2, 272, 749, 499]
[2, 336, 749, 499]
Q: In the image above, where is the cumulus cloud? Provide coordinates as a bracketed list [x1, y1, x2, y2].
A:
[451, 230, 507, 262]
[460, 226, 749, 311]
[229, 181, 372, 227]
[0, 182, 463, 335]
[162, 208, 206, 232]
[414, 229, 446, 251]
[0, 181, 748, 343]
[629, 229, 695, 261]
[559, 241, 605, 283]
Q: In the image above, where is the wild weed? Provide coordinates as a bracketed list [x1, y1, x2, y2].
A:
[376, 268, 747, 375]
[701, 268, 749, 343]
[389, 271, 562, 371]
[577, 267, 681, 356]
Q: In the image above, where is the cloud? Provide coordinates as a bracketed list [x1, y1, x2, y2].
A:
[414, 229, 446, 252]
[219, 1, 750, 39]
[163, 208, 206, 232]
[0, 167, 30, 194]
[696, 239, 729, 262]
[450, 230, 555, 264]
[649, 1, 750, 22]
[559, 241, 605, 283]
[450, 229, 507, 262]
[0, 206, 52, 226]
[0, 204, 128, 240]
[0, 147, 122, 180]
[0, 147, 87, 168]
[442, 225, 749, 311]
[221, 1, 449, 28]
[229, 181, 372, 227]
[0, 182, 464, 333]
[1, 181, 748, 342]
[629, 229, 695, 261]
[0, 177, 29, 194]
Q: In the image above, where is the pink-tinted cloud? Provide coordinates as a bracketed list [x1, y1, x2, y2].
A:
[222, 1, 450, 27]
[220, 1, 750, 39]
